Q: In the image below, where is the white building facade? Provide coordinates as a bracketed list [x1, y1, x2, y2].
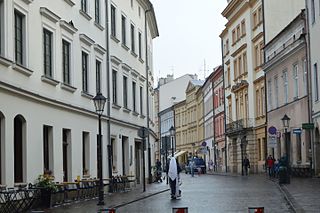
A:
[307, 0, 320, 176]
[0, 0, 158, 187]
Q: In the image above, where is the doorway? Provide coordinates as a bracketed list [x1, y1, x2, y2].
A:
[135, 141, 142, 184]
[14, 115, 26, 183]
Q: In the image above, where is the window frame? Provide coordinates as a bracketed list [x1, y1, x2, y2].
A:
[121, 15, 127, 46]
[62, 39, 71, 84]
[96, 59, 101, 93]
[82, 51, 89, 93]
[112, 69, 117, 104]
[14, 10, 25, 65]
[95, 0, 100, 24]
[43, 28, 53, 77]
[123, 75, 128, 108]
[111, 5, 116, 37]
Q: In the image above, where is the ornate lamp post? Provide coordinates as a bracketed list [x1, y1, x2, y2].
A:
[93, 92, 106, 205]
[281, 114, 291, 167]
[169, 126, 176, 157]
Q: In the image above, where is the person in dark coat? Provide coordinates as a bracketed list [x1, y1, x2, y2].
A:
[243, 156, 250, 176]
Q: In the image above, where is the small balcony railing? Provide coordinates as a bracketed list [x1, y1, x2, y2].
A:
[225, 118, 254, 135]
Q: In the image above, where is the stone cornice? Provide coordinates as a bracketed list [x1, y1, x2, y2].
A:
[60, 20, 78, 34]
[79, 34, 95, 46]
[40, 7, 61, 23]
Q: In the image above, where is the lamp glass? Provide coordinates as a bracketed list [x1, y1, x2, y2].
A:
[169, 126, 175, 136]
[281, 114, 291, 128]
[93, 92, 107, 115]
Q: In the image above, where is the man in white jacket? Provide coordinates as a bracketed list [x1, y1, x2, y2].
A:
[167, 157, 182, 199]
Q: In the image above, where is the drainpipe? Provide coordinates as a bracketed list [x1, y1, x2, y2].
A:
[104, 0, 112, 192]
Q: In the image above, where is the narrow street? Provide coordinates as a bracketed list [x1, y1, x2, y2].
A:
[110, 174, 291, 213]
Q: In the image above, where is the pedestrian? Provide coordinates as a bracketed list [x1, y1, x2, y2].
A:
[167, 157, 182, 199]
[267, 155, 274, 178]
[209, 159, 213, 171]
[243, 156, 250, 176]
[189, 157, 196, 177]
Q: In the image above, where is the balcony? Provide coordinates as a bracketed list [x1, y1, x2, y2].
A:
[225, 118, 254, 136]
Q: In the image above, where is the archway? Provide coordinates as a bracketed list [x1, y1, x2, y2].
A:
[14, 115, 26, 183]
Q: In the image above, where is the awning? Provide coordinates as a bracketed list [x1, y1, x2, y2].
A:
[174, 150, 187, 158]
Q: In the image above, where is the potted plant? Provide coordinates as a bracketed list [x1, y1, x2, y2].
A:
[35, 172, 57, 208]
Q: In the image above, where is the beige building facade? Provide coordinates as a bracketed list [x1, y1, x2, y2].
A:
[221, 0, 266, 174]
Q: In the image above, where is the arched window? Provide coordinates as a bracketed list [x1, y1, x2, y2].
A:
[14, 115, 26, 183]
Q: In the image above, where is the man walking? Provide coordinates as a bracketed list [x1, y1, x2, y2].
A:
[243, 156, 250, 176]
[167, 157, 182, 199]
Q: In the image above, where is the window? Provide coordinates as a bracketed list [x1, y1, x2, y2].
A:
[254, 44, 259, 68]
[311, 0, 315, 24]
[62, 40, 70, 84]
[96, 60, 101, 93]
[95, 0, 100, 24]
[303, 59, 307, 95]
[121, 15, 126, 46]
[138, 32, 142, 58]
[82, 52, 88, 92]
[14, 10, 25, 65]
[253, 11, 258, 28]
[268, 80, 272, 110]
[81, 0, 87, 13]
[243, 52, 247, 73]
[123, 76, 128, 108]
[112, 70, 117, 104]
[131, 24, 135, 52]
[131, 0, 133, 8]
[241, 20, 246, 36]
[261, 87, 265, 115]
[274, 76, 279, 108]
[43, 125, 53, 173]
[43, 29, 53, 77]
[82, 132, 90, 175]
[283, 70, 288, 104]
[293, 64, 299, 98]
[232, 29, 236, 44]
[226, 39, 229, 53]
[111, 5, 116, 37]
[140, 86, 143, 114]
[238, 55, 242, 76]
[236, 25, 240, 40]
[260, 42, 264, 66]
[132, 81, 136, 112]
[256, 89, 260, 116]
[233, 59, 238, 79]
[258, 7, 263, 24]
[227, 65, 230, 86]
[245, 93, 248, 119]
[314, 63, 319, 101]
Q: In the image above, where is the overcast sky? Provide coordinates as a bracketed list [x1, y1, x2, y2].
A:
[151, 0, 227, 82]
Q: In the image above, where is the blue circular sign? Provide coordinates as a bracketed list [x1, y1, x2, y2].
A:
[201, 141, 207, 146]
[268, 126, 277, 135]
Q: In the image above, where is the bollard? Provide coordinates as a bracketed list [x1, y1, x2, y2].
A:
[172, 207, 188, 213]
[248, 207, 264, 213]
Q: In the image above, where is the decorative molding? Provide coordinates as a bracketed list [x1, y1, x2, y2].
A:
[41, 75, 59, 86]
[110, 55, 122, 66]
[131, 69, 139, 78]
[140, 114, 146, 119]
[132, 111, 139, 117]
[79, 34, 95, 46]
[21, 0, 33, 5]
[79, 10, 92, 21]
[121, 44, 130, 51]
[63, 0, 75, 7]
[60, 20, 78, 34]
[12, 63, 33, 76]
[81, 91, 94, 99]
[139, 57, 144, 64]
[94, 22, 104, 31]
[94, 44, 106, 55]
[0, 56, 12, 67]
[112, 103, 121, 110]
[139, 76, 146, 82]
[131, 51, 138, 58]
[123, 108, 131, 113]
[110, 35, 120, 43]
[122, 63, 131, 72]
[40, 7, 61, 23]
[60, 83, 77, 93]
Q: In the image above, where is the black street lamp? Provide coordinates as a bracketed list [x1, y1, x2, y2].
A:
[169, 126, 176, 157]
[93, 92, 106, 206]
[214, 143, 217, 172]
[282, 114, 291, 175]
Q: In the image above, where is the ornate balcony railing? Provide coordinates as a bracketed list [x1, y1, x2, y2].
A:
[225, 118, 254, 135]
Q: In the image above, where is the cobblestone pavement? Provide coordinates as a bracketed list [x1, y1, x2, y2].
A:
[43, 173, 320, 213]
